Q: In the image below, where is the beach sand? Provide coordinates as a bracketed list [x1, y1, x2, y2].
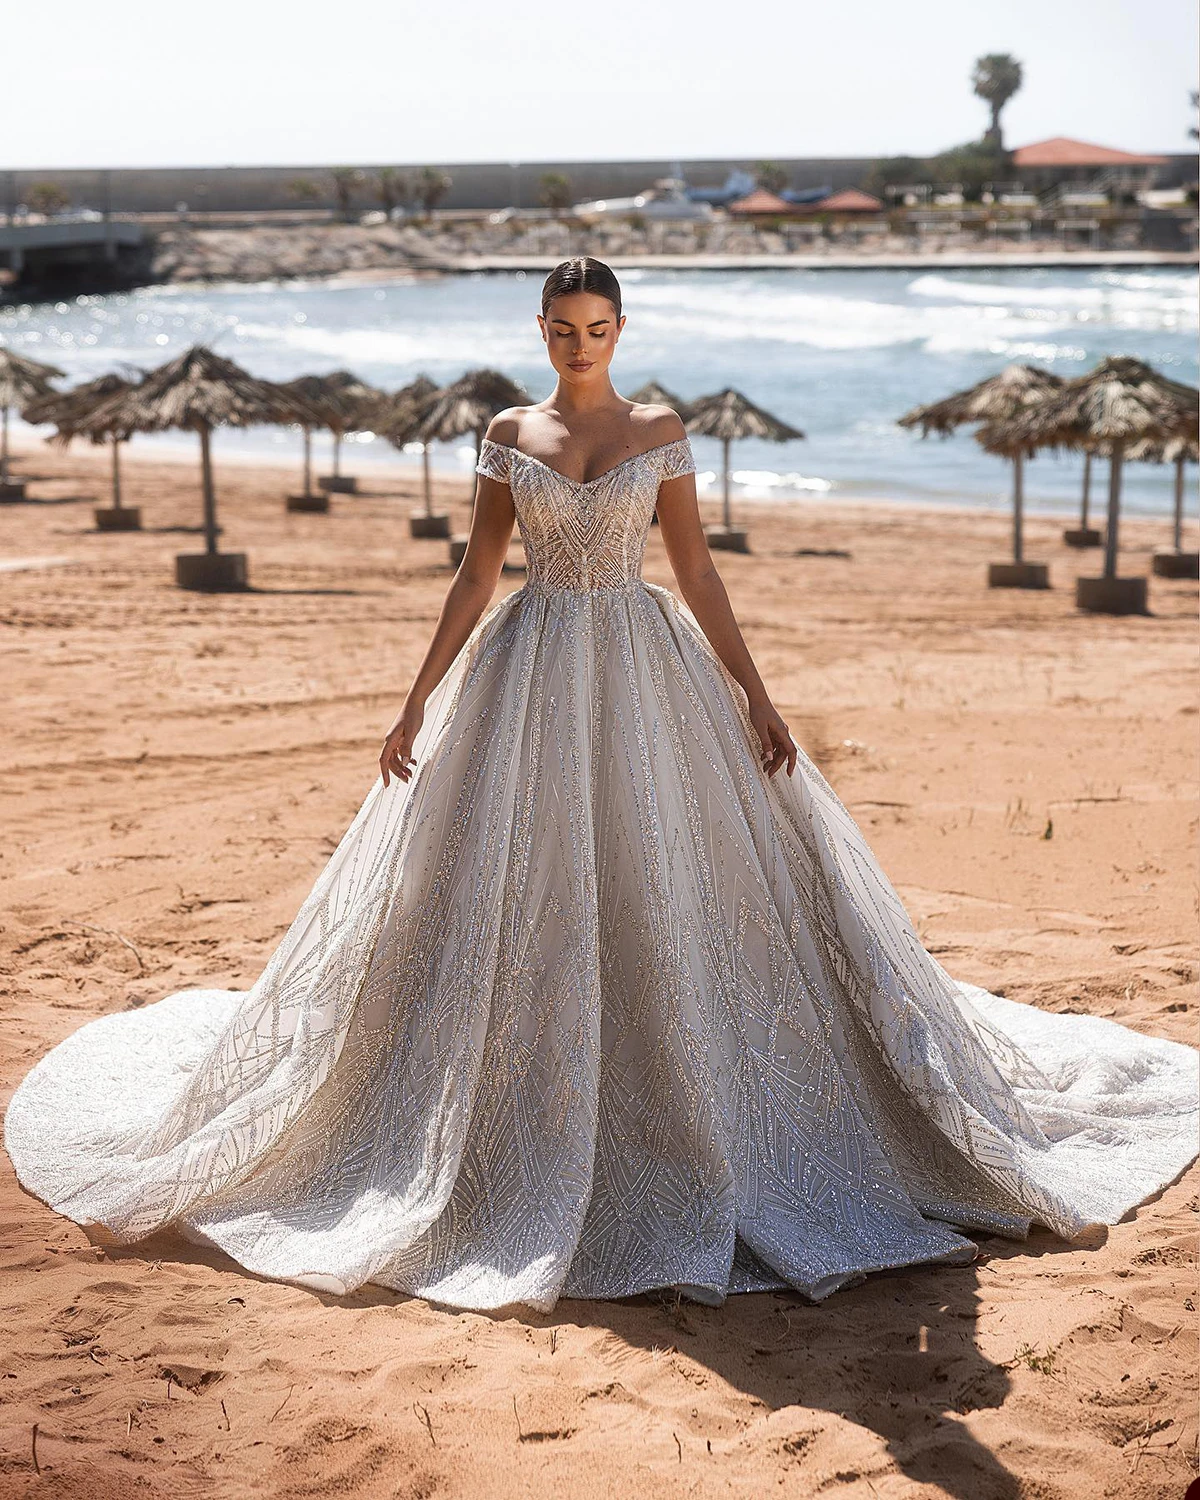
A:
[0, 440, 1196, 1499]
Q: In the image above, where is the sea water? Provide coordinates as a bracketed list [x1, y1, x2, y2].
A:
[3, 265, 1196, 517]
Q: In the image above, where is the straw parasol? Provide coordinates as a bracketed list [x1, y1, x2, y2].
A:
[627, 380, 692, 418]
[23, 371, 143, 529]
[274, 370, 381, 511]
[305, 369, 386, 495]
[977, 356, 1199, 613]
[84, 343, 322, 589]
[372, 374, 445, 535]
[1128, 432, 1199, 578]
[0, 348, 66, 498]
[682, 387, 804, 552]
[396, 369, 529, 562]
[899, 363, 1063, 588]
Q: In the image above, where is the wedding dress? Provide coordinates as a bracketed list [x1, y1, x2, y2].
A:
[5, 434, 1198, 1314]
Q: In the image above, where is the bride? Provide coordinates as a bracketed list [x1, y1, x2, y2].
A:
[6, 256, 1197, 1314]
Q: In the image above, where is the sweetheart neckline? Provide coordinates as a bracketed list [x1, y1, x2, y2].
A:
[480, 435, 689, 488]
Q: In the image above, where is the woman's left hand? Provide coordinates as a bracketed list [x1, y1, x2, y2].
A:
[747, 694, 797, 778]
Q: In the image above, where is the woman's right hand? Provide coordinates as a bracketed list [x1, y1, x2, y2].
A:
[379, 697, 425, 787]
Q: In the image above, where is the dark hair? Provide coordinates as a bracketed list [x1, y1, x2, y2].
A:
[541, 256, 622, 321]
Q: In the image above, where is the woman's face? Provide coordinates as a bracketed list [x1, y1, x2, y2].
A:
[537, 291, 625, 384]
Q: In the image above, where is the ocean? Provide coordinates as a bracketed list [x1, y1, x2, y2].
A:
[3, 265, 1196, 517]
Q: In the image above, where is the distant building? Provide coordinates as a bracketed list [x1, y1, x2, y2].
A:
[727, 188, 793, 217]
[1011, 137, 1169, 193]
[805, 188, 885, 214]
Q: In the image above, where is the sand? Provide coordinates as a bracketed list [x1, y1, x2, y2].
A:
[0, 438, 1196, 1500]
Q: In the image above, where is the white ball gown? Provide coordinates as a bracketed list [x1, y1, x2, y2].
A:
[5, 433, 1198, 1314]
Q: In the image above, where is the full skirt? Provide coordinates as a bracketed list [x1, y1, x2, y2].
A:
[6, 580, 1198, 1312]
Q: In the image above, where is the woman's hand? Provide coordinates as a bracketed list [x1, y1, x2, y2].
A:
[748, 693, 797, 778]
[379, 697, 425, 787]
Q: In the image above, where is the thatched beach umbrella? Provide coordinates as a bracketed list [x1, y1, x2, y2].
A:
[85, 343, 322, 590]
[22, 371, 143, 530]
[977, 356, 1199, 614]
[682, 387, 804, 553]
[372, 374, 445, 537]
[1128, 433, 1199, 579]
[627, 380, 692, 418]
[1063, 450, 1104, 550]
[275, 370, 382, 512]
[300, 369, 386, 496]
[402, 368, 529, 563]
[0, 348, 66, 499]
[899, 363, 1063, 589]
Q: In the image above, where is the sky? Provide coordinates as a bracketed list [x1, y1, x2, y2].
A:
[5, 0, 1196, 170]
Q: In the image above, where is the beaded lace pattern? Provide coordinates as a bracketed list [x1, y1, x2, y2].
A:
[4, 432, 1198, 1313]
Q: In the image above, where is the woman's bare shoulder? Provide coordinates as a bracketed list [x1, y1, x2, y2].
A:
[483, 407, 530, 446]
[630, 401, 687, 445]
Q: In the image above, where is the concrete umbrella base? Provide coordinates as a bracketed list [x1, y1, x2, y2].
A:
[318, 475, 357, 494]
[94, 506, 142, 531]
[286, 492, 330, 514]
[1151, 550, 1199, 579]
[0, 480, 27, 502]
[705, 526, 750, 553]
[1075, 575, 1148, 615]
[411, 512, 451, 539]
[987, 561, 1050, 589]
[175, 552, 249, 591]
[448, 535, 469, 566]
[1063, 527, 1103, 548]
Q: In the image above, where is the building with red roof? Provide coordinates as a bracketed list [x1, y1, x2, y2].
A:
[1011, 138, 1169, 191]
[727, 188, 793, 216]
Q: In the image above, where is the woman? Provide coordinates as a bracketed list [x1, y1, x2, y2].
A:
[6, 257, 1197, 1314]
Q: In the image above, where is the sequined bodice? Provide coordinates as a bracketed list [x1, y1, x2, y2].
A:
[475, 435, 697, 592]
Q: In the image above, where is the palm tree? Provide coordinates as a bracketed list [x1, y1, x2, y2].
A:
[755, 162, 789, 195]
[376, 168, 406, 217]
[972, 54, 1023, 154]
[330, 168, 365, 223]
[538, 173, 573, 213]
[417, 168, 452, 218]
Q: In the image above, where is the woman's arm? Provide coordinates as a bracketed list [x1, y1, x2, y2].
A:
[656, 451, 797, 778]
[379, 414, 518, 786]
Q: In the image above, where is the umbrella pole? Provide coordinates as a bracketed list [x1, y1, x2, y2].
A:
[1173, 454, 1184, 553]
[1011, 451, 1024, 564]
[199, 422, 219, 556]
[332, 430, 342, 478]
[722, 436, 731, 531]
[422, 443, 432, 517]
[111, 436, 123, 510]
[1, 403, 8, 484]
[303, 427, 313, 497]
[1080, 451, 1092, 530]
[1102, 442, 1123, 581]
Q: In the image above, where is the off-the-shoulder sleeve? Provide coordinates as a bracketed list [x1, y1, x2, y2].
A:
[475, 437, 512, 484]
[658, 435, 697, 482]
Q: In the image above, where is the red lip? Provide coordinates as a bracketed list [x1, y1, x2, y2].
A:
[569, 362, 593, 370]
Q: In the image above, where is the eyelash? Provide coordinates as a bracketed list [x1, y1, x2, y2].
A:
[556, 330, 605, 337]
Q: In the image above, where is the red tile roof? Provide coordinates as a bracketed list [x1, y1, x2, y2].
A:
[727, 188, 792, 214]
[812, 188, 885, 212]
[1013, 137, 1168, 167]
